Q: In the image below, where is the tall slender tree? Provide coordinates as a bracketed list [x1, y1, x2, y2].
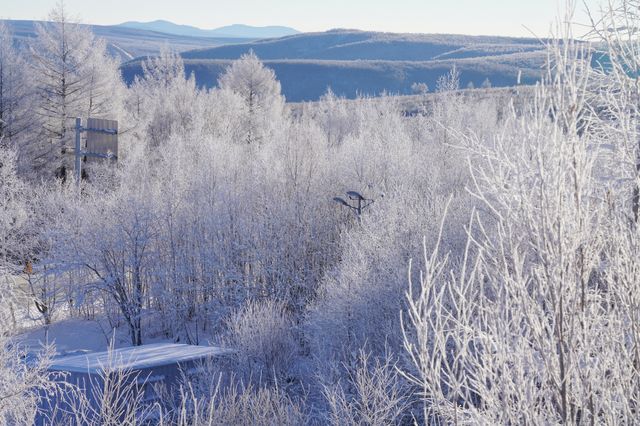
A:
[29, 1, 123, 178]
[0, 23, 32, 151]
[218, 51, 285, 144]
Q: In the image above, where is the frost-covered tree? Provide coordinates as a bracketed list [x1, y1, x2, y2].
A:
[400, 8, 640, 422]
[0, 146, 28, 273]
[586, 0, 640, 222]
[435, 65, 460, 93]
[411, 82, 429, 95]
[30, 2, 123, 178]
[218, 51, 285, 144]
[0, 146, 29, 331]
[0, 23, 33, 151]
[47, 182, 158, 346]
[312, 89, 355, 146]
[128, 45, 201, 149]
[140, 45, 185, 89]
[83, 192, 157, 346]
[83, 38, 125, 121]
[0, 143, 75, 330]
[0, 147, 58, 424]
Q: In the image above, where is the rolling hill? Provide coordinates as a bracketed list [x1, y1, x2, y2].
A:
[181, 29, 546, 61]
[122, 52, 544, 102]
[121, 30, 547, 102]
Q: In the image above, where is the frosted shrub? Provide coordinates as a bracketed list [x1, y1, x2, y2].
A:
[225, 299, 298, 383]
[47, 343, 152, 426]
[307, 187, 471, 385]
[323, 350, 408, 426]
[0, 333, 57, 425]
[172, 380, 306, 426]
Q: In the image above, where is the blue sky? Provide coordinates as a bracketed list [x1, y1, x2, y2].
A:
[2, 0, 603, 37]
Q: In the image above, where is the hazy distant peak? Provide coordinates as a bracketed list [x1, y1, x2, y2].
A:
[118, 20, 299, 39]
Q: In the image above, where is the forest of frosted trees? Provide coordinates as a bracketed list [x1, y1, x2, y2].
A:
[4, 0, 640, 424]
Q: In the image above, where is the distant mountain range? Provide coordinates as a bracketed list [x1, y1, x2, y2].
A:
[126, 30, 546, 102]
[118, 21, 300, 39]
[2, 19, 255, 62]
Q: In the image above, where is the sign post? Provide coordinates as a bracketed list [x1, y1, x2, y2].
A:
[74, 117, 118, 189]
[75, 118, 82, 184]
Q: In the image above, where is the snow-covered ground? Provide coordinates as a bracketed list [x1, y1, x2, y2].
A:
[18, 319, 128, 355]
[18, 316, 223, 360]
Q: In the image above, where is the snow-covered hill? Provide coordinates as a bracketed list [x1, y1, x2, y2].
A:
[1, 19, 254, 62]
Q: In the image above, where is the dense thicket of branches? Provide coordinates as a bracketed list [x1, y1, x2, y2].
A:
[5, 0, 640, 424]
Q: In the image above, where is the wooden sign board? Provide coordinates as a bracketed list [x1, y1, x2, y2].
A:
[86, 118, 118, 162]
